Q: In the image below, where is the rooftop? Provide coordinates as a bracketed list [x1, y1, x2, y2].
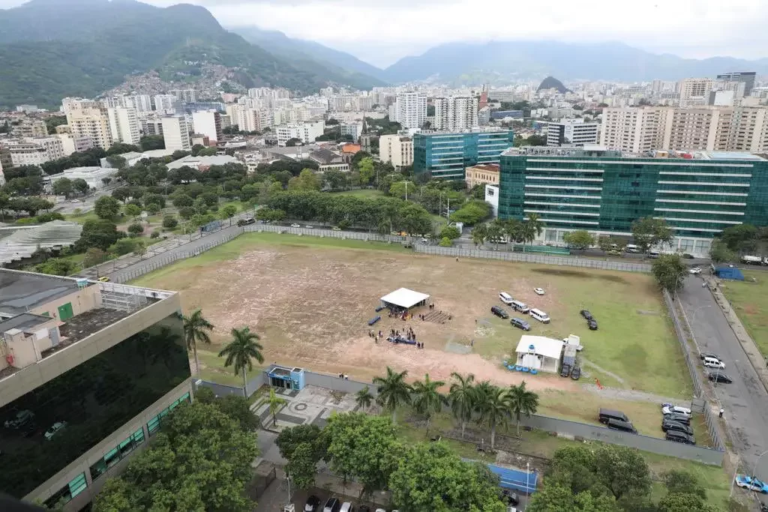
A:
[0, 270, 83, 317]
[167, 154, 238, 169]
[468, 164, 500, 172]
[516, 335, 564, 360]
[0, 312, 52, 333]
[502, 146, 767, 162]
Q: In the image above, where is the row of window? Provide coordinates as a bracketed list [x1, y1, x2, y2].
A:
[89, 427, 146, 481]
[148, 392, 191, 436]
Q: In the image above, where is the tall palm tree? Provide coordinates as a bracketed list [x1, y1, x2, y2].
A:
[356, 386, 374, 412]
[486, 221, 504, 251]
[507, 381, 539, 436]
[449, 372, 475, 439]
[523, 213, 545, 245]
[182, 309, 214, 375]
[411, 374, 447, 435]
[373, 367, 412, 424]
[218, 326, 264, 390]
[267, 388, 286, 427]
[504, 218, 524, 245]
[475, 384, 509, 450]
[471, 225, 487, 248]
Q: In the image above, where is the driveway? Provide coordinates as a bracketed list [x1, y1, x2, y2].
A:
[678, 275, 768, 475]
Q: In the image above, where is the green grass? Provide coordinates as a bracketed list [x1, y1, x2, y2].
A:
[64, 211, 100, 224]
[720, 270, 768, 357]
[130, 232, 411, 287]
[196, 349, 268, 388]
[329, 189, 384, 198]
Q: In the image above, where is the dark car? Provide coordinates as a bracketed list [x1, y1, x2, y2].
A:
[358, 507, 371, 512]
[237, 217, 256, 226]
[663, 412, 691, 425]
[560, 364, 571, 378]
[323, 498, 341, 512]
[599, 408, 628, 424]
[588, 319, 598, 330]
[571, 367, 581, 380]
[708, 372, 733, 384]
[305, 495, 321, 512]
[607, 419, 637, 434]
[700, 353, 722, 361]
[501, 490, 520, 506]
[580, 310, 593, 320]
[491, 306, 509, 319]
[665, 430, 696, 445]
[510, 318, 531, 331]
[662, 420, 694, 436]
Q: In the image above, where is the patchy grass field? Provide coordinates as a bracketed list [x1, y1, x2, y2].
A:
[133, 232, 690, 416]
[329, 189, 385, 198]
[720, 269, 768, 357]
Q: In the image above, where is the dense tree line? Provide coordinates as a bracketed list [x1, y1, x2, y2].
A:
[41, 147, 107, 176]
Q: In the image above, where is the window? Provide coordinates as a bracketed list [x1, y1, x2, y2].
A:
[44, 473, 88, 508]
[90, 427, 148, 482]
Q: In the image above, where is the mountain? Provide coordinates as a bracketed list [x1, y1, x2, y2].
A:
[382, 40, 768, 84]
[232, 26, 387, 86]
[0, 0, 373, 109]
[537, 76, 570, 93]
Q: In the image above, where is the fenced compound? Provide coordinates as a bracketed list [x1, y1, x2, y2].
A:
[243, 223, 407, 244]
[414, 244, 653, 273]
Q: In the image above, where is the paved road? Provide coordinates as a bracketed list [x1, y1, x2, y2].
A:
[678, 275, 768, 476]
[54, 186, 117, 215]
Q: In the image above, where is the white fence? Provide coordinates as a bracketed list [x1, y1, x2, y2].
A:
[414, 245, 653, 273]
[244, 224, 406, 244]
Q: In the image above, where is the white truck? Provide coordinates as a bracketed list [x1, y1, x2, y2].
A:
[741, 255, 765, 265]
[563, 334, 583, 352]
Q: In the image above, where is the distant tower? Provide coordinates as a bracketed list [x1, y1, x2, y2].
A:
[359, 116, 372, 153]
[479, 84, 489, 110]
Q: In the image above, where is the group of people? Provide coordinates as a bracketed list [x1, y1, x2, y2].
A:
[387, 308, 411, 321]
[368, 330, 384, 343]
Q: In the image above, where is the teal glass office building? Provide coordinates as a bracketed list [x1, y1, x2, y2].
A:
[498, 147, 768, 257]
[414, 130, 515, 180]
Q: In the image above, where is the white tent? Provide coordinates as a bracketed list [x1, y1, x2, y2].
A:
[380, 288, 430, 310]
[515, 335, 564, 373]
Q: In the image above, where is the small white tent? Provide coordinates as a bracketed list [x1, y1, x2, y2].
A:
[380, 288, 430, 310]
[515, 335, 564, 373]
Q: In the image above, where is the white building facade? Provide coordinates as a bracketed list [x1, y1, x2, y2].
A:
[394, 92, 427, 129]
[276, 121, 325, 146]
[107, 107, 141, 146]
[161, 117, 191, 152]
[379, 134, 414, 169]
[433, 96, 479, 131]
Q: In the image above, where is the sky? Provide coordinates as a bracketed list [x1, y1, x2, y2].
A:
[2, 0, 768, 68]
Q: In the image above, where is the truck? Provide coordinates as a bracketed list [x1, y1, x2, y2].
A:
[563, 334, 583, 352]
[741, 255, 765, 265]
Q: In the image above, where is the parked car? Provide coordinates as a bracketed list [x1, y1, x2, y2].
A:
[510, 318, 531, 331]
[4, 410, 34, 429]
[662, 420, 694, 436]
[571, 367, 581, 380]
[291, 223, 301, 228]
[323, 498, 341, 512]
[703, 357, 725, 370]
[665, 430, 696, 445]
[358, 507, 371, 512]
[491, 306, 509, 319]
[663, 412, 691, 425]
[661, 404, 692, 417]
[607, 419, 637, 434]
[237, 217, 256, 226]
[499, 292, 514, 305]
[689, 267, 702, 274]
[501, 490, 520, 506]
[599, 408, 628, 424]
[735, 475, 768, 493]
[700, 353, 722, 361]
[44, 421, 67, 441]
[708, 372, 733, 384]
[98, 276, 111, 282]
[587, 319, 598, 330]
[580, 310, 593, 320]
[333, 226, 343, 231]
[560, 364, 571, 378]
[305, 496, 321, 512]
[533, 288, 545, 295]
[305, 225, 314, 229]
[340, 502, 355, 512]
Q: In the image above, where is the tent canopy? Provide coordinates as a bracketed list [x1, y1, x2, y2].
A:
[515, 335, 564, 360]
[380, 288, 430, 309]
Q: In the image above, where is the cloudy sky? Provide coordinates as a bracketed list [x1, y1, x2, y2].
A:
[3, 0, 767, 67]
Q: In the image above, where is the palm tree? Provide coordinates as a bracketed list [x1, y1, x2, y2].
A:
[182, 309, 214, 376]
[486, 221, 504, 251]
[449, 372, 475, 439]
[356, 386, 374, 411]
[218, 326, 264, 390]
[373, 367, 412, 424]
[471, 225, 487, 248]
[411, 374, 447, 435]
[267, 388, 286, 427]
[507, 381, 539, 436]
[504, 218, 524, 245]
[475, 384, 509, 450]
[523, 213, 545, 246]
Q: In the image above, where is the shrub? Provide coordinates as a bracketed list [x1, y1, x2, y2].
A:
[127, 223, 144, 237]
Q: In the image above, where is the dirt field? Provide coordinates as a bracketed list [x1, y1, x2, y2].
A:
[134, 233, 690, 401]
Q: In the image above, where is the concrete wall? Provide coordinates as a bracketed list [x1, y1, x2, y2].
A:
[29, 283, 102, 320]
[197, 379, 246, 398]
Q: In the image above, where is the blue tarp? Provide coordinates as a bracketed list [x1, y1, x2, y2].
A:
[488, 464, 538, 494]
[715, 266, 745, 281]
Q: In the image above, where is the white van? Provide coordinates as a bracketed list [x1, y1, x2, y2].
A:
[703, 357, 725, 369]
[530, 308, 550, 323]
[648, 250, 660, 258]
[499, 292, 514, 305]
[510, 300, 529, 313]
[625, 244, 640, 253]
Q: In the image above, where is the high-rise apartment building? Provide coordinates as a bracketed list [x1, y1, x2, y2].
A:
[498, 146, 768, 257]
[433, 96, 479, 131]
[140, 117, 164, 137]
[276, 121, 325, 146]
[14, 119, 48, 138]
[394, 92, 427, 129]
[414, 129, 515, 180]
[107, 107, 141, 146]
[717, 72, 757, 96]
[171, 89, 196, 103]
[161, 117, 191, 151]
[7, 137, 65, 166]
[65, 105, 112, 150]
[191, 111, 222, 146]
[379, 134, 414, 169]
[546, 119, 599, 147]
[678, 78, 714, 107]
[122, 95, 152, 114]
[153, 94, 179, 115]
[0, 270, 192, 509]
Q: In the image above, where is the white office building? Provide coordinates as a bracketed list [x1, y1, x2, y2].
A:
[394, 92, 427, 129]
[276, 121, 325, 146]
[161, 117, 191, 152]
[340, 122, 363, 143]
[433, 96, 479, 131]
[679, 78, 714, 107]
[379, 134, 413, 169]
[191, 111, 222, 145]
[7, 137, 65, 166]
[107, 107, 141, 146]
[546, 119, 599, 147]
[153, 95, 178, 115]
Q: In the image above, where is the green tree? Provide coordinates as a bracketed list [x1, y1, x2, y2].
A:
[76, 219, 124, 252]
[276, 424, 326, 462]
[266, 388, 287, 427]
[106, 155, 127, 169]
[182, 309, 214, 376]
[652, 254, 688, 294]
[389, 443, 506, 512]
[220, 204, 238, 225]
[474, 384, 508, 450]
[132, 239, 147, 259]
[440, 225, 461, 240]
[450, 200, 491, 226]
[411, 374, 447, 434]
[127, 222, 144, 237]
[72, 178, 89, 196]
[358, 157, 375, 185]
[389, 180, 415, 200]
[471, 225, 487, 248]
[215, 395, 260, 432]
[172, 194, 194, 208]
[563, 230, 595, 250]
[439, 236, 452, 247]
[83, 247, 107, 268]
[449, 372, 475, 439]
[140, 135, 165, 151]
[373, 367, 412, 424]
[218, 326, 265, 390]
[110, 237, 138, 256]
[709, 239, 734, 263]
[35, 258, 77, 276]
[720, 224, 758, 253]
[356, 386, 374, 411]
[658, 493, 718, 512]
[631, 217, 674, 255]
[94, 195, 121, 219]
[286, 442, 319, 490]
[507, 381, 539, 435]
[178, 206, 196, 220]
[162, 215, 178, 229]
[52, 177, 73, 198]
[124, 203, 142, 219]
[663, 470, 706, 499]
[527, 484, 619, 512]
[522, 213, 545, 244]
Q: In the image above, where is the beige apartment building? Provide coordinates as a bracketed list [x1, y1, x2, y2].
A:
[601, 106, 768, 153]
[66, 106, 112, 150]
[379, 134, 414, 169]
[465, 164, 500, 188]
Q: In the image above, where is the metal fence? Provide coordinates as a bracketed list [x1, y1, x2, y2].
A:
[244, 224, 406, 244]
[663, 290, 725, 453]
[414, 245, 653, 273]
